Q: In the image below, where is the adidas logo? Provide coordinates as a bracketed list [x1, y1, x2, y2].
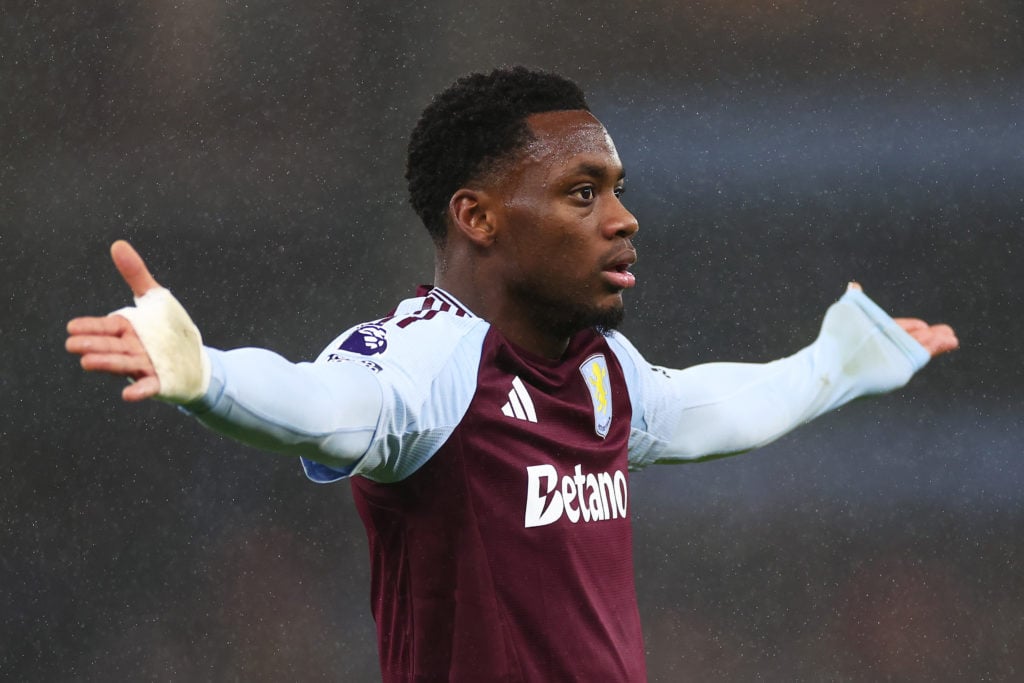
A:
[501, 376, 537, 423]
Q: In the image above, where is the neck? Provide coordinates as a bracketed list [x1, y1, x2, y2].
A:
[435, 262, 572, 360]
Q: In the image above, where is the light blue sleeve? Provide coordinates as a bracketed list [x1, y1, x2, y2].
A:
[609, 288, 931, 469]
[184, 313, 488, 484]
[185, 347, 385, 478]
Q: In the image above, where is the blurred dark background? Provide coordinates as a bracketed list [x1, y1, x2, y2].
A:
[3, 1, 1021, 680]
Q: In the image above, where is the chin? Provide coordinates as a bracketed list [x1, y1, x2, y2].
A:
[565, 297, 625, 336]
[590, 303, 625, 335]
[517, 283, 626, 337]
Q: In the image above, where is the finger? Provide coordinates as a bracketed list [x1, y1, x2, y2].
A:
[894, 318, 929, 333]
[909, 323, 960, 358]
[111, 240, 161, 298]
[66, 332, 147, 357]
[929, 324, 959, 355]
[123, 376, 161, 402]
[847, 281, 863, 292]
[67, 315, 135, 336]
[79, 352, 156, 377]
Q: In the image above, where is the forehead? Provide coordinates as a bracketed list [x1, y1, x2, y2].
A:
[519, 110, 620, 170]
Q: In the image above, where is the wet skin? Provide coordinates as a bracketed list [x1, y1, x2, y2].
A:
[439, 109, 640, 359]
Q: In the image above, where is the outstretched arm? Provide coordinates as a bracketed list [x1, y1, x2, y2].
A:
[624, 285, 958, 467]
[65, 241, 383, 474]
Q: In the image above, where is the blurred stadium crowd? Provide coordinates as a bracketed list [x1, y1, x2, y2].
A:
[4, 1, 1021, 679]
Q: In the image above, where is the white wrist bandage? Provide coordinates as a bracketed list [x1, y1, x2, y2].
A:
[113, 287, 212, 404]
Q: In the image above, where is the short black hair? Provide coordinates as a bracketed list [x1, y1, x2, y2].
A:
[405, 66, 589, 244]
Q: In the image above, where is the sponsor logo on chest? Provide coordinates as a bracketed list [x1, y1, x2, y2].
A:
[524, 464, 628, 528]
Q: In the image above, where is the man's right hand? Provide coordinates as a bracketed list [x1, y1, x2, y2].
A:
[66, 241, 164, 402]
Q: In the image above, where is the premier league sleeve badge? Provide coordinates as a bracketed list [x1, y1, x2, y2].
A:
[339, 323, 389, 356]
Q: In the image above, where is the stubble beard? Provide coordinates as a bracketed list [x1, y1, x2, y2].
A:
[514, 283, 626, 339]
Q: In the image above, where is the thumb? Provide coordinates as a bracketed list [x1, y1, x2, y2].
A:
[111, 240, 161, 298]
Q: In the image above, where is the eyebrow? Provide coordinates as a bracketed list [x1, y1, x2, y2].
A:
[568, 162, 627, 182]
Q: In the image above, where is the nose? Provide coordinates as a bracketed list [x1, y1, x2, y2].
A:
[603, 195, 639, 240]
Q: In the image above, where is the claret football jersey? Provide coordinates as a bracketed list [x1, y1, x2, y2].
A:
[303, 287, 649, 682]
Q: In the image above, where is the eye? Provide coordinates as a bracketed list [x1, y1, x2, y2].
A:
[573, 186, 595, 201]
[614, 184, 626, 198]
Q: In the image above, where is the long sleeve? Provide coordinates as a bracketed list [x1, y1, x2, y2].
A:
[613, 288, 932, 468]
[181, 293, 489, 483]
[185, 347, 385, 476]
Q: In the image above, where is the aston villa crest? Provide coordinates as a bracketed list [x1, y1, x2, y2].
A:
[580, 353, 612, 438]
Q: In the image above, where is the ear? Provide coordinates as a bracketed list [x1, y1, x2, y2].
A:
[448, 188, 498, 247]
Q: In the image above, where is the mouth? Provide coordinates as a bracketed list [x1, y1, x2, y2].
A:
[601, 250, 637, 290]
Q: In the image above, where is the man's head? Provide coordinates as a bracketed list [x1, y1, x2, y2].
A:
[407, 67, 638, 356]
[406, 66, 589, 245]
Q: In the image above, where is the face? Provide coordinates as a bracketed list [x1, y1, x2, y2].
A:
[485, 110, 639, 339]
